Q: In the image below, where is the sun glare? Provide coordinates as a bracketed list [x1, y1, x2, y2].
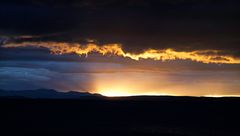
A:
[99, 90, 132, 97]
[203, 95, 240, 98]
[98, 89, 173, 97]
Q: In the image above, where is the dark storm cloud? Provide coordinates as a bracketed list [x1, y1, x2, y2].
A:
[0, 0, 240, 56]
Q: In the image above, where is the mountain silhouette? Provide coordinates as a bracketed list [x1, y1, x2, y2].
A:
[0, 89, 103, 99]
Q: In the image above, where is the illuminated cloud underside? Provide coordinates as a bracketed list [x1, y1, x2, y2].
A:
[3, 42, 240, 64]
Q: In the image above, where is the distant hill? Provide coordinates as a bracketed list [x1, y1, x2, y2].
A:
[1, 89, 239, 101]
[0, 89, 103, 99]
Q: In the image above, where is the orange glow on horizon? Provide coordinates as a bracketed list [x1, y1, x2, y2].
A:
[203, 95, 240, 98]
[97, 89, 173, 97]
[95, 87, 240, 97]
[96, 84, 179, 96]
[87, 70, 240, 97]
[97, 90, 240, 97]
[3, 41, 240, 64]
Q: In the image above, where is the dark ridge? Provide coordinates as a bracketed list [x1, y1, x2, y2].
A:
[0, 89, 103, 99]
[0, 89, 240, 102]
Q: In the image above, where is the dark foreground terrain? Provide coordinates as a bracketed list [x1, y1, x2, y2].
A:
[1, 96, 240, 136]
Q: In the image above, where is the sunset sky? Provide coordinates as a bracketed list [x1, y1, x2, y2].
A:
[0, 0, 240, 96]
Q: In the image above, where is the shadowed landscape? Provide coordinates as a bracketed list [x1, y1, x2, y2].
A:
[1, 89, 240, 136]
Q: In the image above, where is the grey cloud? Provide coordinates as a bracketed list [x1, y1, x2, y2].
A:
[0, 66, 94, 91]
[0, 67, 51, 81]
[0, 61, 124, 91]
[0, 61, 124, 73]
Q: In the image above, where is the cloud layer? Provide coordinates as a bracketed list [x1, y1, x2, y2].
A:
[2, 41, 240, 64]
[0, 0, 240, 57]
